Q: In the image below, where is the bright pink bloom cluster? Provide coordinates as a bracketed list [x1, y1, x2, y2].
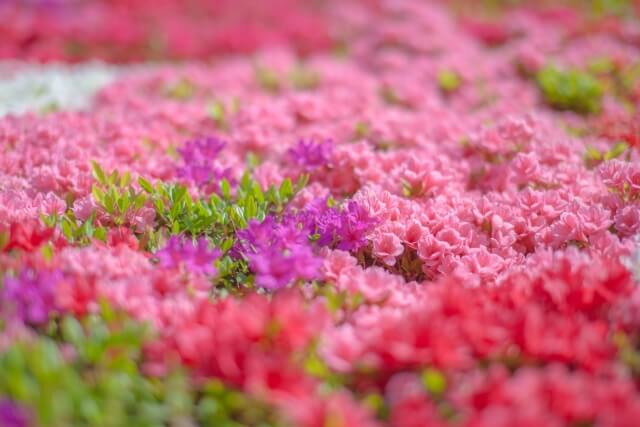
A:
[1, 1, 640, 426]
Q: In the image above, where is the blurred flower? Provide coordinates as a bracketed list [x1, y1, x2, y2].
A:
[176, 137, 233, 187]
[156, 236, 220, 277]
[0, 398, 30, 427]
[1, 268, 62, 326]
[287, 139, 334, 171]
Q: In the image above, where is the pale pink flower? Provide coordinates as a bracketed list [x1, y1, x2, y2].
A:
[372, 232, 404, 266]
[615, 205, 640, 237]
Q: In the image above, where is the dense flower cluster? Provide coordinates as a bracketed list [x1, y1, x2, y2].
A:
[235, 216, 322, 290]
[1, 1, 640, 426]
[0, 0, 333, 62]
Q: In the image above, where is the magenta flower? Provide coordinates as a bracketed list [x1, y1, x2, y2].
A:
[247, 244, 321, 290]
[0, 399, 30, 427]
[156, 236, 221, 276]
[176, 136, 233, 187]
[236, 216, 322, 290]
[287, 139, 334, 171]
[295, 198, 376, 251]
[1, 269, 62, 326]
[178, 137, 225, 164]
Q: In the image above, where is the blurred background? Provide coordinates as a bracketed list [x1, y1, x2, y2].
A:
[0, 0, 639, 63]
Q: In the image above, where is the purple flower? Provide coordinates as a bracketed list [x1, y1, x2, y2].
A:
[235, 215, 322, 290]
[294, 198, 377, 251]
[287, 139, 334, 171]
[336, 201, 377, 251]
[248, 244, 321, 290]
[234, 198, 375, 290]
[176, 136, 232, 187]
[1, 269, 62, 326]
[0, 399, 29, 427]
[178, 137, 225, 164]
[156, 236, 221, 276]
[177, 164, 234, 187]
[235, 217, 279, 254]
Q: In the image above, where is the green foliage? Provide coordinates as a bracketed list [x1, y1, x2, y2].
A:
[437, 70, 462, 93]
[207, 100, 228, 130]
[0, 307, 287, 427]
[148, 172, 307, 241]
[321, 286, 365, 315]
[590, 0, 634, 17]
[289, 65, 321, 90]
[302, 342, 347, 391]
[91, 162, 148, 227]
[536, 66, 604, 114]
[421, 368, 447, 397]
[197, 379, 289, 427]
[255, 66, 282, 93]
[48, 162, 308, 292]
[0, 310, 172, 427]
[584, 141, 629, 168]
[163, 78, 196, 101]
[215, 255, 253, 292]
[42, 210, 107, 246]
[353, 121, 370, 140]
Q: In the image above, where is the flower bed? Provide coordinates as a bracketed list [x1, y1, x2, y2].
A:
[1, 1, 640, 426]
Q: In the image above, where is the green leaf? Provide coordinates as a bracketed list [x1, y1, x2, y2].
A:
[91, 161, 107, 184]
[154, 198, 165, 214]
[295, 174, 309, 192]
[279, 178, 293, 200]
[109, 169, 120, 186]
[604, 141, 628, 161]
[91, 185, 105, 205]
[133, 193, 147, 210]
[245, 152, 261, 169]
[93, 227, 107, 242]
[40, 243, 54, 261]
[289, 65, 320, 90]
[220, 238, 235, 252]
[138, 177, 154, 193]
[208, 101, 226, 128]
[120, 171, 131, 187]
[255, 66, 281, 92]
[0, 230, 9, 251]
[354, 121, 370, 139]
[61, 219, 74, 240]
[585, 145, 602, 161]
[536, 66, 604, 115]
[81, 217, 94, 239]
[61, 317, 85, 345]
[437, 70, 462, 93]
[421, 368, 447, 396]
[220, 180, 231, 200]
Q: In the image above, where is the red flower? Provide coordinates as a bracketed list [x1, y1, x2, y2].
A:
[1, 220, 65, 253]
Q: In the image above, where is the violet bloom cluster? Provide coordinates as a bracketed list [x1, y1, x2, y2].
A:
[156, 236, 221, 276]
[236, 216, 321, 290]
[235, 199, 375, 290]
[297, 198, 377, 251]
[177, 137, 233, 187]
[0, 268, 62, 326]
[0, 399, 29, 427]
[287, 139, 334, 171]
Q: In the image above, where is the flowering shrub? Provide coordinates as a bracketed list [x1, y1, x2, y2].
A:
[1, 1, 640, 426]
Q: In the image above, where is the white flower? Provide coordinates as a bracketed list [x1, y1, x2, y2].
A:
[0, 62, 121, 116]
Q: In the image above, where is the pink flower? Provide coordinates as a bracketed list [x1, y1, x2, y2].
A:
[615, 205, 640, 237]
[511, 152, 540, 185]
[372, 232, 404, 266]
[458, 248, 505, 283]
[321, 249, 358, 282]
